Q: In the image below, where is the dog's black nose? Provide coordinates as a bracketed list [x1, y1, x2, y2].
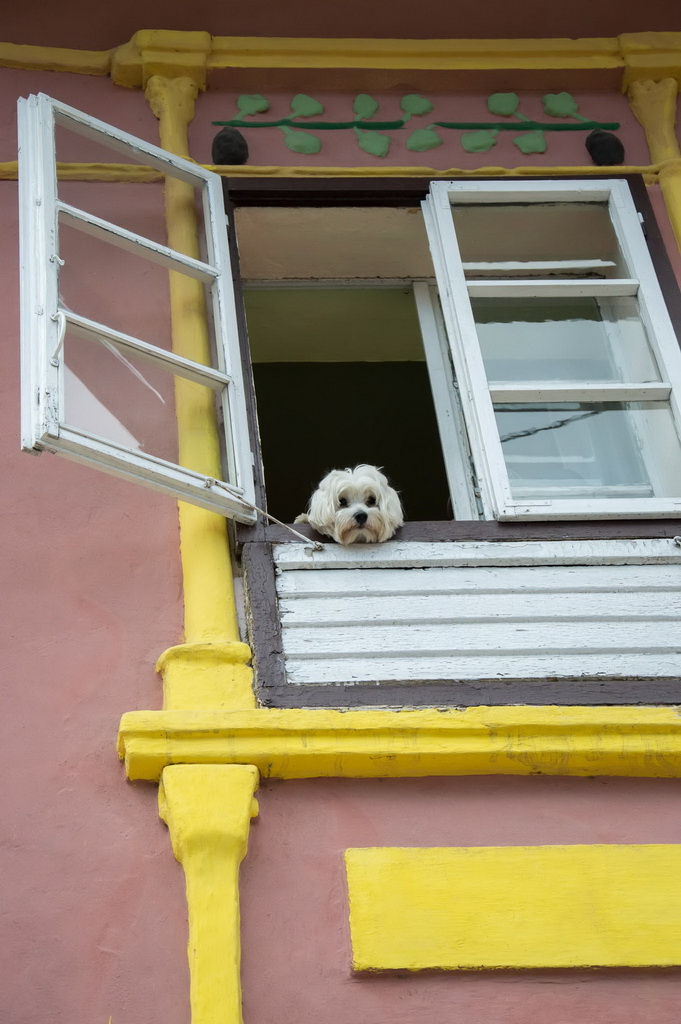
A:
[354, 511, 368, 526]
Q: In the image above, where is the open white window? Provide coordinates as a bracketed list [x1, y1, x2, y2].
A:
[423, 179, 681, 520]
[18, 93, 256, 522]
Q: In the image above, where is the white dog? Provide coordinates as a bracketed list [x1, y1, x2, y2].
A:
[295, 465, 403, 545]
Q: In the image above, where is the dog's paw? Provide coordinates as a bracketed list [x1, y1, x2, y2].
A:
[294, 513, 309, 524]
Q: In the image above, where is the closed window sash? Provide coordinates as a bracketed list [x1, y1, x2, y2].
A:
[423, 179, 681, 520]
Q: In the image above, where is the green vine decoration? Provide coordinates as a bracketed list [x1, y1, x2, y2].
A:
[213, 91, 620, 158]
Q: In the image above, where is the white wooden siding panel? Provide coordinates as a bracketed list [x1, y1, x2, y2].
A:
[284, 653, 681, 685]
[276, 564, 681, 597]
[282, 621, 678, 657]
[272, 540, 681, 688]
[281, 591, 681, 625]
[274, 538, 681, 570]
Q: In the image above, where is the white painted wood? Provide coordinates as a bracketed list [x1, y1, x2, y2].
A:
[489, 383, 671, 403]
[274, 538, 681, 570]
[17, 93, 257, 522]
[412, 283, 479, 519]
[284, 652, 681, 685]
[463, 260, 616, 275]
[57, 202, 219, 283]
[422, 195, 506, 517]
[274, 538, 681, 687]
[466, 279, 638, 298]
[65, 313, 232, 390]
[281, 590, 681, 626]
[276, 563, 681, 597]
[282, 620, 678, 657]
[425, 178, 681, 520]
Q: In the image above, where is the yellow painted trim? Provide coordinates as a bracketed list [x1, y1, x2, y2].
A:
[118, 705, 681, 781]
[0, 40, 111, 74]
[208, 35, 622, 71]
[0, 30, 679, 83]
[207, 162, 665, 181]
[620, 32, 681, 87]
[157, 643, 255, 711]
[0, 161, 665, 183]
[159, 765, 259, 1024]
[112, 31, 212, 89]
[345, 844, 681, 969]
[144, 77, 248, 666]
[628, 79, 681, 252]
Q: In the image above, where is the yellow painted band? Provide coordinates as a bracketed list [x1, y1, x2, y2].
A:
[2, 31, 679, 79]
[159, 765, 259, 1024]
[0, 41, 111, 74]
[209, 35, 622, 71]
[145, 76, 243, 650]
[0, 162, 666, 183]
[346, 844, 681, 969]
[118, 705, 681, 781]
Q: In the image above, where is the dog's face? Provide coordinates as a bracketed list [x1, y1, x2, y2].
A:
[298, 465, 403, 545]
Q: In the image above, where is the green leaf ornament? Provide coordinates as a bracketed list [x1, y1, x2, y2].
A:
[353, 93, 380, 119]
[236, 94, 270, 116]
[406, 127, 443, 152]
[513, 130, 547, 155]
[460, 129, 498, 153]
[356, 130, 390, 157]
[290, 94, 325, 117]
[542, 92, 579, 118]
[400, 94, 434, 116]
[487, 92, 519, 116]
[281, 127, 322, 154]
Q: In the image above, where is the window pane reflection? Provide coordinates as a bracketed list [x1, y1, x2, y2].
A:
[495, 402, 681, 499]
[473, 297, 660, 384]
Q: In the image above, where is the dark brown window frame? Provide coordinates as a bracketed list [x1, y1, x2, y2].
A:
[227, 175, 681, 708]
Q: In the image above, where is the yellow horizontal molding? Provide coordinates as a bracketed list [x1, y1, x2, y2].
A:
[0, 162, 163, 182]
[118, 705, 681, 781]
[0, 161, 664, 184]
[346, 844, 681, 970]
[1, 30, 679, 80]
[209, 35, 622, 71]
[0, 40, 111, 75]
[208, 163, 662, 180]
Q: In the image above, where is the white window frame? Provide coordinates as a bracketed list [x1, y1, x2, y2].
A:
[422, 179, 681, 520]
[18, 93, 256, 522]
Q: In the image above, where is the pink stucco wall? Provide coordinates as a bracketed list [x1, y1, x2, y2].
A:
[241, 777, 681, 1024]
[2, 39, 681, 1024]
[0, 71, 188, 1024]
[3, 0, 681, 50]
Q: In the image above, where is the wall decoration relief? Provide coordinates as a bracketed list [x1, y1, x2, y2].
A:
[211, 91, 623, 162]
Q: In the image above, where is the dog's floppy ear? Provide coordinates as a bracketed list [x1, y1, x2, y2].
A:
[306, 471, 341, 535]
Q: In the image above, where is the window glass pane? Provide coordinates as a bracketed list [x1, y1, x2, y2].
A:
[62, 329, 229, 478]
[495, 401, 681, 499]
[473, 297, 660, 383]
[451, 202, 627, 275]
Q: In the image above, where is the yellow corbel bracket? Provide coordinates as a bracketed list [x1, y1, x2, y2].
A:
[620, 32, 681, 88]
[112, 30, 212, 90]
[159, 764, 259, 1024]
[628, 78, 681, 252]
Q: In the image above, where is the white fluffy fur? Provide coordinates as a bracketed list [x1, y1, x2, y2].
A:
[295, 464, 403, 545]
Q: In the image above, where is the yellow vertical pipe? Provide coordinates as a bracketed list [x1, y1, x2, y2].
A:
[159, 765, 260, 1024]
[628, 78, 681, 252]
[145, 76, 255, 709]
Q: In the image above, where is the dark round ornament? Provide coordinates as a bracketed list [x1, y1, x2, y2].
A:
[585, 130, 624, 166]
[211, 127, 249, 165]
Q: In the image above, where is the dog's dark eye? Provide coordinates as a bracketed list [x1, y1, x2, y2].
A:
[366, 495, 376, 507]
[338, 497, 348, 508]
